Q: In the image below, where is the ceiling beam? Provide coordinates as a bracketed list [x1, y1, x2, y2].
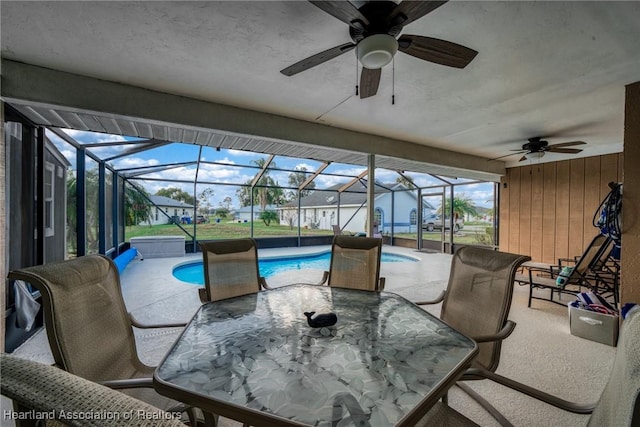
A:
[1, 60, 506, 179]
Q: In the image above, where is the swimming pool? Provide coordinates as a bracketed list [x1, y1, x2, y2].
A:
[173, 251, 417, 285]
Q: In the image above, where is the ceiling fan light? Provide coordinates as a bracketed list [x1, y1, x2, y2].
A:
[527, 151, 545, 160]
[357, 34, 398, 69]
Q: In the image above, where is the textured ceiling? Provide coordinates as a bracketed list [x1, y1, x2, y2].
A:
[1, 1, 639, 169]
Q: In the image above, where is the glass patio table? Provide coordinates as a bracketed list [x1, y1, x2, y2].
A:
[153, 284, 478, 427]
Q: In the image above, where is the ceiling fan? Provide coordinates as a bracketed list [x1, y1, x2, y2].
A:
[496, 137, 587, 162]
[280, 0, 478, 99]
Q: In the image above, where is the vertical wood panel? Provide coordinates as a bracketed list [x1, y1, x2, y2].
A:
[568, 158, 585, 256]
[542, 163, 557, 263]
[530, 164, 544, 261]
[500, 153, 622, 263]
[499, 175, 510, 251]
[583, 156, 601, 243]
[554, 160, 571, 261]
[519, 165, 532, 256]
[508, 168, 521, 253]
[600, 154, 619, 200]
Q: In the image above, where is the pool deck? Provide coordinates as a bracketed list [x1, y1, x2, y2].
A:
[122, 245, 452, 328]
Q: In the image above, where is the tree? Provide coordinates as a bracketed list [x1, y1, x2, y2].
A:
[126, 182, 152, 226]
[222, 196, 232, 210]
[197, 187, 214, 215]
[438, 195, 478, 220]
[287, 166, 315, 199]
[260, 210, 278, 226]
[235, 158, 285, 209]
[155, 187, 195, 206]
[395, 174, 416, 189]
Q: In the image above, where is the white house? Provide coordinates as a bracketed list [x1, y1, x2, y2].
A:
[148, 195, 194, 225]
[279, 183, 434, 234]
[232, 204, 278, 222]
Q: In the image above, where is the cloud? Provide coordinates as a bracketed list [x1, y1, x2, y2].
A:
[113, 157, 160, 169]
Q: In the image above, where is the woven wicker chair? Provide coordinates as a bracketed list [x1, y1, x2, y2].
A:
[415, 309, 640, 426]
[316, 235, 385, 291]
[416, 246, 530, 425]
[198, 238, 271, 303]
[6, 255, 199, 424]
[0, 353, 186, 427]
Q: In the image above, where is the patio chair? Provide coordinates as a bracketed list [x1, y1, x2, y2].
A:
[316, 235, 385, 291]
[1, 353, 186, 427]
[6, 255, 202, 425]
[198, 238, 271, 302]
[522, 234, 614, 308]
[416, 246, 530, 425]
[415, 309, 640, 426]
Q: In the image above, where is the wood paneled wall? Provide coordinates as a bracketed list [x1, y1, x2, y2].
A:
[499, 153, 623, 263]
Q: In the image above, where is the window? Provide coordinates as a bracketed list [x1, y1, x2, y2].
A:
[410, 209, 417, 225]
[374, 208, 383, 231]
[44, 162, 55, 237]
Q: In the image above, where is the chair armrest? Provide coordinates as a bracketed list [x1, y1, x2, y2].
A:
[129, 313, 186, 329]
[316, 271, 329, 286]
[260, 277, 272, 290]
[462, 367, 596, 414]
[471, 320, 516, 343]
[415, 290, 446, 306]
[378, 277, 386, 291]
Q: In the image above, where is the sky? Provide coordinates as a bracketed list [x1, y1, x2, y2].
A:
[48, 129, 496, 211]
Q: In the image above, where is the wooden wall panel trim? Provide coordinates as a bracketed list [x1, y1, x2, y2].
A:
[508, 168, 521, 252]
[555, 161, 571, 261]
[542, 162, 557, 263]
[519, 165, 532, 255]
[530, 164, 544, 261]
[568, 158, 585, 257]
[583, 156, 602, 244]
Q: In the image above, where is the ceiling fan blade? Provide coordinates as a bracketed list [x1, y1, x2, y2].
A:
[546, 147, 584, 154]
[281, 43, 356, 76]
[549, 140, 587, 148]
[389, 1, 448, 26]
[308, 1, 369, 27]
[489, 151, 527, 161]
[398, 35, 478, 69]
[360, 68, 381, 99]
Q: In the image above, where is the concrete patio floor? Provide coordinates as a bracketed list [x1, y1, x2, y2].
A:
[4, 245, 615, 426]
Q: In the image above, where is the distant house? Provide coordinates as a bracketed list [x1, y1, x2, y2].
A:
[278, 183, 434, 234]
[148, 195, 194, 225]
[233, 204, 278, 222]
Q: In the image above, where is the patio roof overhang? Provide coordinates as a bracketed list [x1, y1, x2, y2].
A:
[1, 60, 505, 182]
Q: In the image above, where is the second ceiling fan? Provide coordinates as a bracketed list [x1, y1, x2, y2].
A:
[281, 0, 478, 99]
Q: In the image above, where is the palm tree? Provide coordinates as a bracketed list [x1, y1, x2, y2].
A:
[438, 195, 477, 221]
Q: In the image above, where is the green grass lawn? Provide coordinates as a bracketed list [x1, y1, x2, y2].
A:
[125, 221, 334, 241]
[125, 220, 494, 246]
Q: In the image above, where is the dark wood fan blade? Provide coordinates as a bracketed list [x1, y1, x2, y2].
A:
[281, 43, 356, 76]
[309, 1, 369, 27]
[546, 147, 584, 154]
[490, 151, 527, 161]
[549, 140, 587, 148]
[389, 1, 448, 26]
[398, 35, 478, 68]
[360, 68, 381, 99]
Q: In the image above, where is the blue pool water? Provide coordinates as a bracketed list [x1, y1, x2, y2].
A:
[173, 251, 417, 285]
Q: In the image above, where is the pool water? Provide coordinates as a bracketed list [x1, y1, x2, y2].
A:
[173, 251, 417, 285]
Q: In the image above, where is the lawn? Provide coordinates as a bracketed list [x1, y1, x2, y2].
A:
[125, 220, 334, 241]
[125, 220, 494, 246]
